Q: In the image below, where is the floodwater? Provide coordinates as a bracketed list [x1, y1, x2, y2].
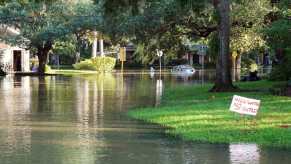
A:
[0, 70, 290, 164]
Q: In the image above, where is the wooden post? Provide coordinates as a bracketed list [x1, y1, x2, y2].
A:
[119, 47, 126, 72]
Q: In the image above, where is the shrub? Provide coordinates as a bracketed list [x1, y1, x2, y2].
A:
[0, 66, 6, 76]
[73, 56, 116, 72]
[45, 65, 53, 73]
[73, 59, 95, 70]
[269, 50, 291, 81]
[0, 63, 11, 76]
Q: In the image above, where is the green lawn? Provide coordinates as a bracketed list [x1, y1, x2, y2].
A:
[52, 69, 101, 75]
[128, 81, 291, 148]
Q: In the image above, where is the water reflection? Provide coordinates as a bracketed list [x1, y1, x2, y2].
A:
[0, 76, 32, 164]
[0, 72, 290, 164]
[230, 144, 260, 164]
[155, 79, 163, 106]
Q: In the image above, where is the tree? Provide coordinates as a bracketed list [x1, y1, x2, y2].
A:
[209, 0, 235, 91]
[99, 0, 275, 91]
[0, 1, 68, 74]
[0, 0, 100, 74]
[67, 1, 102, 62]
[265, 2, 291, 80]
[98, 0, 234, 91]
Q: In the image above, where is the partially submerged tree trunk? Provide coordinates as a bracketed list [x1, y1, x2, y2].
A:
[37, 42, 52, 75]
[210, 0, 237, 92]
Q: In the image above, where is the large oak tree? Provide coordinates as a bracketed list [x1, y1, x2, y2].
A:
[0, 0, 100, 74]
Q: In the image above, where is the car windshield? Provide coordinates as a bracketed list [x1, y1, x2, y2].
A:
[173, 65, 193, 70]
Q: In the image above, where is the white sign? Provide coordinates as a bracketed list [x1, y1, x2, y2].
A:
[156, 49, 163, 57]
[230, 95, 261, 116]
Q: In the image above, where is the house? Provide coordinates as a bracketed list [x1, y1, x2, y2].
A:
[0, 26, 30, 72]
[186, 44, 209, 66]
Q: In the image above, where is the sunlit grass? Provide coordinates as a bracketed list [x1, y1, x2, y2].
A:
[128, 81, 291, 148]
[53, 69, 101, 75]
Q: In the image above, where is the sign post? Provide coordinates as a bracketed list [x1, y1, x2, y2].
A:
[119, 47, 126, 71]
[230, 95, 261, 128]
[230, 95, 261, 116]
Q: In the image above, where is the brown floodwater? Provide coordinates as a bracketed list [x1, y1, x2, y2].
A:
[0, 70, 290, 164]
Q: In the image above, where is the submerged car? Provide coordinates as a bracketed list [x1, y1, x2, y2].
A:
[171, 65, 195, 74]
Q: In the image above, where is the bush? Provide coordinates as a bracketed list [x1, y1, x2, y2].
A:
[270, 50, 291, 81]
[45, 65, 53, 73]
[0, 67, 6, 76]
[73, 59, 95, 70]
[0, 63, 11, 76]
[73, 56, 116, 72]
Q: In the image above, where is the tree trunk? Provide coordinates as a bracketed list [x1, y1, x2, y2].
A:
[210, 0, 237, 92]
[37, 43, 52, 75]
[100, 39, 105, 57]
[235, 54, 241, 81]
[75, 34, 82, 64]
[92, 31, 98, 58]
[75, 52, 80, 64]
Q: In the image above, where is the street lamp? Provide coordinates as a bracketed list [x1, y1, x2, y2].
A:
[156, 49, 163, 74]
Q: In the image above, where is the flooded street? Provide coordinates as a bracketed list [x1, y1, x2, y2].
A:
[0, 70, 290, 164]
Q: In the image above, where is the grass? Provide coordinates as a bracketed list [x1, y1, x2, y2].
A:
[128, 81, 291, 148]
[52, 69, 102, 75]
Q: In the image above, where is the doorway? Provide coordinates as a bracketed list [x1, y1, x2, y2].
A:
[13, 50, 22, 72]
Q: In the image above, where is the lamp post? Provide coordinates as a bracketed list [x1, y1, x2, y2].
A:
[156, 49, 163, 75]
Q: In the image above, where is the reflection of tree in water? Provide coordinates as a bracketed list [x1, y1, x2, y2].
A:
[0, 76, 32, 163]
[75, 79, 95, 164]
[73, 74, 119, 163]
[155, 79, 163, 107]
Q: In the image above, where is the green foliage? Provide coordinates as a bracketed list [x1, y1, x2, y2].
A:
[73, 56, 116, 72]
[264, 7, 291, 80]
[270, 49, 291, 81]
[101, 0, 272, 66]
[265, 19, 291, 51]
[0, 0, 101, 73]
[52, 37, 77, 57]
[73, 59, 95, 70]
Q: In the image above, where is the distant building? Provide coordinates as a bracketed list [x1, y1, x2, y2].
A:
[125, 43, 136, 61]
[186, 44, 209, 65]
[0, 26, 30, 72]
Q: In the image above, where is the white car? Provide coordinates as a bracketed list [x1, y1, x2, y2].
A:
[171, 65, 195, 74]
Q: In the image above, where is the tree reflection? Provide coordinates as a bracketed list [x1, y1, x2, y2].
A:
[0, 76, 32, 163]
[155, 79, 163, 107]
